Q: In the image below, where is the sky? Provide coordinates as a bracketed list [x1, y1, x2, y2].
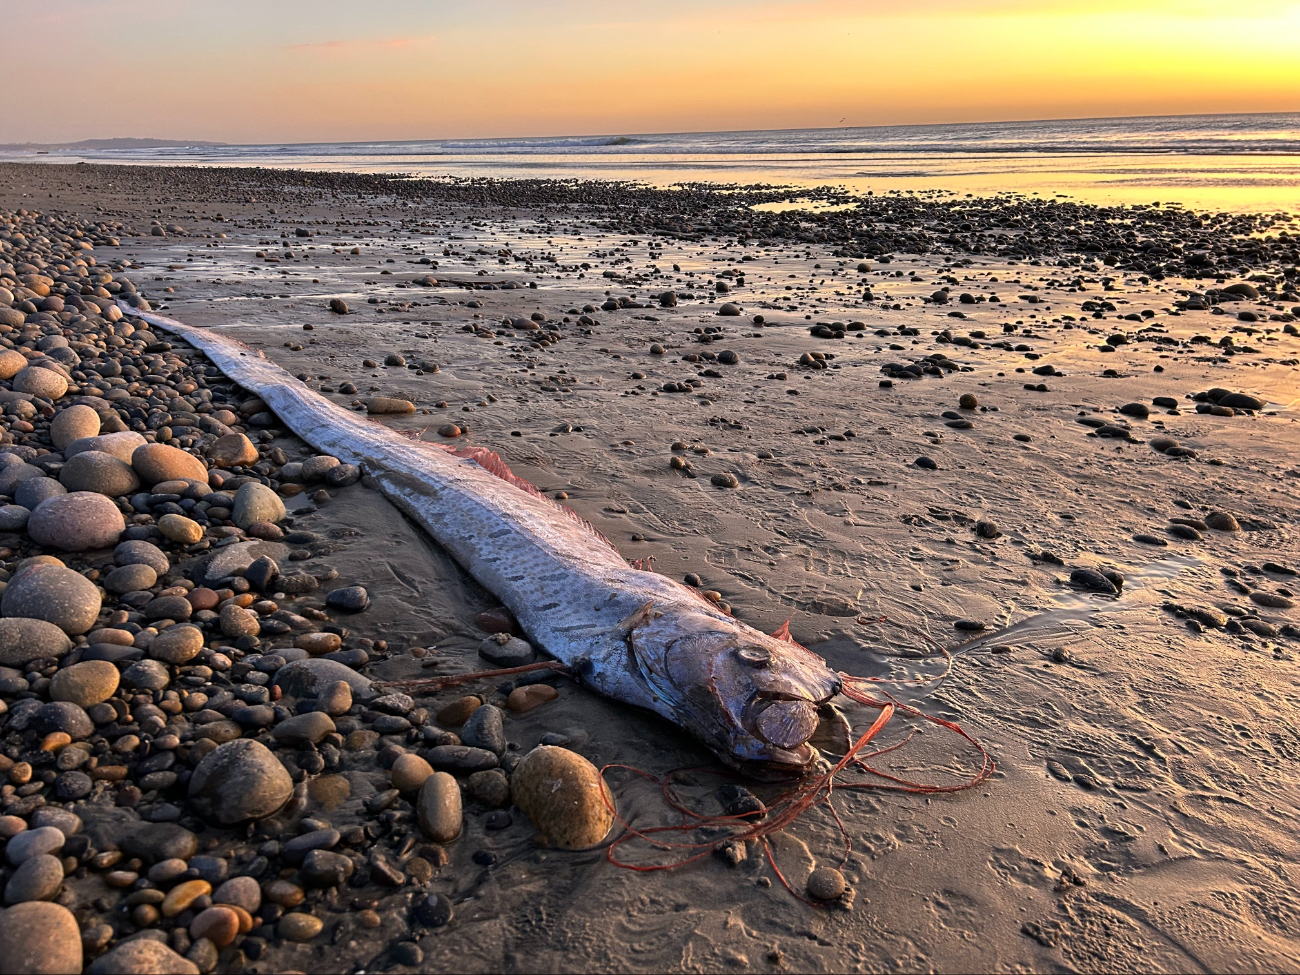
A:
[4, 0, 1299, 144]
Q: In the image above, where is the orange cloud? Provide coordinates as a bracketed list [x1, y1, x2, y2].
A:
[286, 34, 436, 56]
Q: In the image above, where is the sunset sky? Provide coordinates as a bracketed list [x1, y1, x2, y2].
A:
[7, 0, 1299, 144]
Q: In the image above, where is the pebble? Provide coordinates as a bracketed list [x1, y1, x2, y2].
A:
[0, 618, 73, 666]
[436, 696, 481, 726]
[212, 875, 261, 913]
[104, 562, 157, 593]
[271, 711, 335, 746]
[231, 481, 285, 529]
[49, 660, 119, 706]
[415, 892, 453, 927]
[27, 491, 126, 551]
[4, 853, 64, 904]
[325, 585, 368, 612]
[87, 938, 199, 975]
[13, 365, 68, 400]
[0, 901, 82, 975]
[157, 513, 203, 544]
[148, 624, 205, 665]
[275, 657, 374, 701]
[50, 405, 102, 449]
[6, 826, 65, 866]
[206, 433, 259, 468]
[65, 431, 146, 463]
[131, 443, 208, 484]
[390, 753, 434, 792]
[59, 449, 141, 496]
[121, 823, 199, 863]
[807, 866, 847, 900]
[478, 633, 534, 666]
[508, 683, 559, 713]
[116, 539, 171, 576]
[1, 563, 101, 635]
[367, 397, 416, 415]
[467, 768, 511, 808]
[14, 477, 66, 510]
[417, 771, 462, 842]
[1206, 511, 1241, 532]
[1250, 591, 1295, 609]
[460, 704, 507, 755]
[189, 906, 241, 949]
[511, 745, 614, 849]
[300, 849, 354, 887]
[1069, 568, 1119, 595]
[710, 472, 740, 488]
[426, 745, 499, 772]
[161, 879, 211, 917]
[188, 739, 293, 824]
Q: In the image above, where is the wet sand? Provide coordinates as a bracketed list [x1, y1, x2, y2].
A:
[3, 162, 1300, 973]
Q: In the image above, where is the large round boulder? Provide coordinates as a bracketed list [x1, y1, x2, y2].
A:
[0, 350, 28, 380]
[12, 366, 68, 400]
[0, 901, 82, 974]
[27, 492, 125, 552]
[511, 745, 614, 849]
[231, 482, 285, 529]
[1, 563, 102, 635]
[0, 617, 73, 667]
[64, 431, 146, 463]
[188, 739, 293, 825]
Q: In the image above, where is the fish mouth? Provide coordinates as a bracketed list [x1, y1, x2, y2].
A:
[737, 743, 820, 781]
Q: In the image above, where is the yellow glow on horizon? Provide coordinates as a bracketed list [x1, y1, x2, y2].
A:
[2, 0, 1297, 143]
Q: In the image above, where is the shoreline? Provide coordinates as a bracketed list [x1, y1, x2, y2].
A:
[0, 162, 1299, 973]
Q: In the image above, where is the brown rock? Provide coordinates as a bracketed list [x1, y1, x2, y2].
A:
[132, 443, 208, 485]
[0, 901, 83, 975]
[511, 745, 614, 849]
[207, 434, 259, 469]
[508, 683, 558, 713]
[436, 696, 481, 726]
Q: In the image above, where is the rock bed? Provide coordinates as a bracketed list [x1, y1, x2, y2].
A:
[0, 208, 608, 973]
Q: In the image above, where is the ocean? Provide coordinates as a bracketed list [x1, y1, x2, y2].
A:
[6, 112, 1299, 214]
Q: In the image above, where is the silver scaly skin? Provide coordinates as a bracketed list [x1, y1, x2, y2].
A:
[125, 307, 843, 777]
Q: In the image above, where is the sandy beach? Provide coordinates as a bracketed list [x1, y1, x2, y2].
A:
[0, 160, 1299, 974]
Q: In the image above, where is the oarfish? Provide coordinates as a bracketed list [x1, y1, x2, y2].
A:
[125, 308, 843, 777]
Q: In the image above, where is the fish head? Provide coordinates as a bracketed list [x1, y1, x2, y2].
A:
[630, 609, 842, 777]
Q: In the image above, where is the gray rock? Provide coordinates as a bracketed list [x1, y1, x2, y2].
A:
[188, 739, 293, 824]
[193, 539, 288, 587]
[64, 430, 146, 463]
[425, 744, 499, 772]
[33, 701, 93, 739]
[299, 849, 354, 887]
[274, 657, 374, 701]
[0, 462, 45, 496]
[59, 450, 141, 497]
[104, 563, 157, 594]
[4, 854, 64, 904]
[0, 901, 82, 975]
[212, 875, 261, 913]
[14, 477, 66, 510]
[122, 658, 170, 691]
[88, 938, 199, 975]
[460, 704, 506, 756]
[0, 505, 29, 530]
[0, 617, 73, 667]
[1, 563, 101, 635]
[478, 634, 534, 666]
[325, 586, 368, 612]
[271, 711, 335, 746]
[114, 539, 170, 576]
[120, 823, 198, 863]
[27, 492, 126, 552]
[5, 826, 64, 866]
[231, 482, 285, 529]
[281, 829, 339, 865]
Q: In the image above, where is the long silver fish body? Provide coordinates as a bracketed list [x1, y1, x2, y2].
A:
[126, 308, 843, 776]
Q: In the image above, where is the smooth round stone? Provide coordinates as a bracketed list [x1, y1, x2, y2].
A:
[50, 405, 101, 450]
[436, 695, 481, 726]
[28, 492, 125, 552]
[6, 827, 65, 866]
[0, 901, 82, 974]
[1206, 511, 1241, 532]
[312, 680, 353, 716]
[132, 443, 208, 485]
[65, 431, 146, 463]
[507, 683, 559, 713]
[0, 504, 29, 530]
[86, 939, 198, 975]
[49, 660, 119, 706]
[294, 632, 341, 656]
[122, 658, 170, 691]
[300, 455, 340, 481]
[417, 771, 462, 843]
[274, 658, 374, 701]
[467, 768, 511, 808]
[161, 879, 211, 918]
[0, 350, 27, 380]
[149, 624, 204, 665]
[0, 617, 73, 666]
[188, 739, 293, 824]
[270, 711, 334, 746]
[325, 586, 368, 612]
[59, 450, 140, 497]
[14, 477, 66, 510]
[0, 816, 26, 839]
[390, 753, 434, 792]
[0, 463, 45, 497]
[157, 513, 202, 544]
[12, 366, 68, 400]
[4, 854, 64, 904]
[121, 823, 199, 863]
[33, 701, 94, 739]
[2, 564, 101, 635]
[278, 913, 323, 942]
[115, 539, 170, 576]
[807, 866, 846, 900]
[218, 603, 259, 638]
[206, 433, 258, 469]
[104, 563, 157, 594]
[189, 906, 241, 948]
[231, 482, 285, 529]
[511, 746, 614, 849]
[299, 849, 353, 887]
[460, 704, 506, 756]
[478, 635, 533, 667]
[212, 875, 261, 913]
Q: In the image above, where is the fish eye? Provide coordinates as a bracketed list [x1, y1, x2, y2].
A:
[737, 646, 771, 667]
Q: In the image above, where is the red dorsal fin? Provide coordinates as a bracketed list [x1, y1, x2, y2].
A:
[406, 437, 620, 552]
[771, 620, 809, 650]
